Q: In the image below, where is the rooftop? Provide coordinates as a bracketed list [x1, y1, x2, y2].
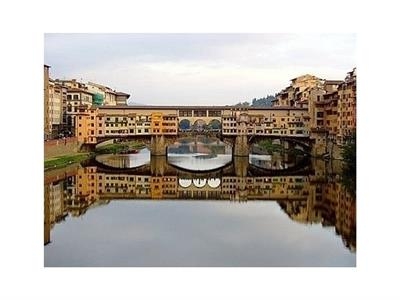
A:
[67, 88, 95, 95]
[116, 92, 131, 97]
[325, 80, 343, 85]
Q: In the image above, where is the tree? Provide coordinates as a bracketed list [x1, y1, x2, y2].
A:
[341, 132, 356, 197]
[234, 95, 276, 107]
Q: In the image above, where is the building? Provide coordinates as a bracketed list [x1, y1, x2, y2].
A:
[116, 92, 131, 105]
[222, 107, 309, 137]
[44, 65, 51, 139]
[48, 79, 67, 137]
[65, 88, 95, 135]
[273, 74, 324, 107]
[337, 68, 357, 145]
[272, 70, 356, 154]
[49, 77, 131, 137]
[86, 82, 117, 106]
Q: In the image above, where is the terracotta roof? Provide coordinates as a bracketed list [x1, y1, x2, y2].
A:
[116, 92, 130, 97]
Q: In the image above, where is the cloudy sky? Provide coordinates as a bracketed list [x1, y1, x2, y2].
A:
[44, 33, 356, 106]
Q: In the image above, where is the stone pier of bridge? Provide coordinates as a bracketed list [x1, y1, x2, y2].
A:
[149, 133, 251, 157]
[233, 135, 250, 157]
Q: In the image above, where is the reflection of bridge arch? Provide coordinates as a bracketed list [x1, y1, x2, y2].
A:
[92, 156, 151, 171]
[193, 178, 207, 188]
[207, 178, 221, 188]
[178, 178, 192, 188]
[249, 136, 311, 152]
[178, 177, 222, 188]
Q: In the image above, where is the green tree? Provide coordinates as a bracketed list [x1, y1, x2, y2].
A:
[341, 132, 356, 197]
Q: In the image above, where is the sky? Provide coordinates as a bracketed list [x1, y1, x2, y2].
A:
[44, 33, 356, 106]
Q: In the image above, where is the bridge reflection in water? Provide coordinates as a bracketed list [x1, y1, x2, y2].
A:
[44, 155, 356, 252]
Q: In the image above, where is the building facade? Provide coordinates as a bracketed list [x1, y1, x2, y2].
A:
[44, 65, 51, 139]
[272, 69, 356, 154]
[337, 68, 357, 144]
[75, 106, 310, 144]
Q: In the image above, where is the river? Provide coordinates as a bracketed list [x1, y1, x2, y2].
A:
[44, 146, 356, 267]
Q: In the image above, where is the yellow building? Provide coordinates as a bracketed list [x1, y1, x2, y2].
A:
[76, 106, 98, 143]
[151, 112, 163, 135]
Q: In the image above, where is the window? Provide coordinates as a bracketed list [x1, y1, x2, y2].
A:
[73, 95, 79, 100]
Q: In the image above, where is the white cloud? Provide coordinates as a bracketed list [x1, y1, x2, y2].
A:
[45, 33, 356, 105]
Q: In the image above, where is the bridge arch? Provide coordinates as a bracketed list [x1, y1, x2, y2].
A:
[193, 119, 207, 132]
[179, 119, 191, 131]
[208, 119, 221, 131]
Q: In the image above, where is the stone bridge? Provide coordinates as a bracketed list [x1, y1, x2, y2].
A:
[75, 105, 312, 156]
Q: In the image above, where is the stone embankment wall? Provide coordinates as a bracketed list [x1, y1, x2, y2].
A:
[44, 163, 80, 184]
[44, 137, 81, 159]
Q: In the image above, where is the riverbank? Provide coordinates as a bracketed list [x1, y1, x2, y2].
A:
[95, 140, 145, 154]
[44, 153, 92, 171]
[44, 140, 146, 170]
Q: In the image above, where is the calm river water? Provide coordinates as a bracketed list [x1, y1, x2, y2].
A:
[44, 145, 356, 267]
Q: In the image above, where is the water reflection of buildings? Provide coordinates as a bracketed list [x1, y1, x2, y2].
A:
[44, 158, 355, 252]
[278, 181, 356, 252]
[168, 138, 231, 155]
[249, 152, 302, 170]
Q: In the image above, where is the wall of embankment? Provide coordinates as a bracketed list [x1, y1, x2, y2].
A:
[44, 137, 81, 160]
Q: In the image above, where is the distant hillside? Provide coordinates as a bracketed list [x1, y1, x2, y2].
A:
[234, 95, 276, 107]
